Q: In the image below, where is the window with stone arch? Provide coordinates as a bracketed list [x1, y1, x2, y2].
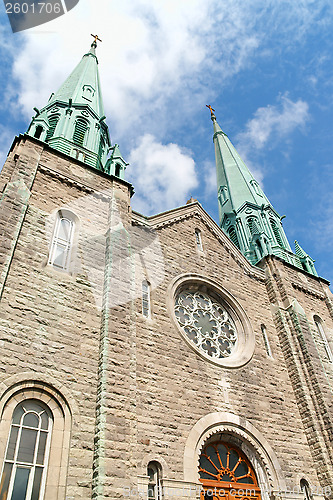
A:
[199, 440, 262, 500]
[300, 478, 312, 500]
[195, 229, 203, 252]
[313, 315, 333, 363]
[142, 280, 151, 318]
[147, 461, 162, 500]
[0, 383, 71, 500]
[48, 210, 77, 272]
[0, 400, 52, 500]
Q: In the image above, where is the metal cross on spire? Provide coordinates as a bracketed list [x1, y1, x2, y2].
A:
[91, 34, 102, 45]
[206, 104, 216, 117]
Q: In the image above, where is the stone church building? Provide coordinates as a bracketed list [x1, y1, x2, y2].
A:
[0, 39, 332, 500]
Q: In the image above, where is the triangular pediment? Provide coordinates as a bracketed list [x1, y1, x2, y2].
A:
[132, 202, 265, 281]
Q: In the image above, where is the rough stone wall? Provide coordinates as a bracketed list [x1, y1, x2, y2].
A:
[131, 214, 323, 495]
[0, 135, 332, 499]
[0, 136, 133, 500]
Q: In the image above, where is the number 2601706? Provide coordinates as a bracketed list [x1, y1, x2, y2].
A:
[5, 3, 62, 14]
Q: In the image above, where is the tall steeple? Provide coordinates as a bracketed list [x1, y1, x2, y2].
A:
[27, 36, 127, 179]
[209, 107, 317, 275]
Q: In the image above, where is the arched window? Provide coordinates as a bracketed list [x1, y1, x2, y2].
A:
[300, 479, 312, 500]
[142, 280, 151, 318]
[147, 461, 162, 500]
[73, 118, 88, 146]
[46, 115, 59, 141]
[34, 125, 44, 139]
[49, 211, 75, 271]
[270, 219, 283, 247]
[199, 441, 261, 500]
[195, 229, 203, 251]
[261, 324, 273, 358]
[0, 400, 52, 500]
[228, 226, 240, 250]
[314, 316, 333, 363]
[115, 163, 121, 177]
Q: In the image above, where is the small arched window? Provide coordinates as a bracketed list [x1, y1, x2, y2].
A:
[300, 479, 312, 500]
[314, 316, 333, 363]
[46, 115, 59, 141]
[34, 125, 44, 139]
[261, 325, 273, 358]
[147, 461, 162, 500]
[270, 219, 283, 247]
[195, 229, 203, 251]
[49, 211, 75, 271]
[0, 400, 52, 500]
[115, 163, 121, 177]
[73, 118, 88, 146]
[142, 280, 151, 318]
[228, 226, 240, 250]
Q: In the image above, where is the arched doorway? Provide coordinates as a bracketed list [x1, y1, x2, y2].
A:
[199, 441, 262, 500]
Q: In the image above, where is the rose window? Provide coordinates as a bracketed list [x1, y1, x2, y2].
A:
[174, 291, 238, 360]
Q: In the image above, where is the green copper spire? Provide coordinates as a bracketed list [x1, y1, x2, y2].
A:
[210, 108, 317, 275]
[26, 37, 127, 177]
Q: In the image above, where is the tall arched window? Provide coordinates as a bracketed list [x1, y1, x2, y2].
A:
[195, 229, 203, 251]
[46, 115, 59, 141]
[142, 280, 151, 318]
[261, 324, 273, 358]
[49, 211, 75, 271]
[0, 400, 52, 500]
[147, 461, 162, 500]
[300, 479, 312, 500]
[314, 316, 333, 363]
[73, 118, 88, 146]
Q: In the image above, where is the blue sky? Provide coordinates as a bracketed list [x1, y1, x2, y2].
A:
[0, 0, 333, 283]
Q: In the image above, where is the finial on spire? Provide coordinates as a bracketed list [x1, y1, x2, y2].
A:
[91, 34, 102, 47]
[206, 104, 216, 119]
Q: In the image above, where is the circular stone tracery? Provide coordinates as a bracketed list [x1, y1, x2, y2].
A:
[174, 291, 238, 360]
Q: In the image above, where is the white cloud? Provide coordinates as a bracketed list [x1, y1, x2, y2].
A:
[128, 134, 198, 215]
[234, 94, 310, 185]
[237, 94, 310, 151]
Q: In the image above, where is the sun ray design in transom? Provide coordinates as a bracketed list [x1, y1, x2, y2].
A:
[199, 442, 257, 485]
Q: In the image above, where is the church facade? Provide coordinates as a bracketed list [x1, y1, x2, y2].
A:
[0, 39, 332, 500]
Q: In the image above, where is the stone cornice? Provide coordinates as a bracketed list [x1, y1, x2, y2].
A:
[37, 164, 110, 200]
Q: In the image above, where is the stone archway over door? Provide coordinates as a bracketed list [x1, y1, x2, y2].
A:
[199, 441, 261, 500]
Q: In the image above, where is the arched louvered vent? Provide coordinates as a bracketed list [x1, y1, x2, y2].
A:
[270, 219, 283, 247]
[228, 226, 240, 249]
[73, 118, 88, 146]
[248, 217, 260, 236]
[46, 115, 59, 141]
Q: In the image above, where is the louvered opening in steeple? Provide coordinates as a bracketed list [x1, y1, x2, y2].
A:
[73, 118, 88, 146]
[270, 219, 283, 247]
[228, 226, 240, 250]
[46, 115, 60, 141]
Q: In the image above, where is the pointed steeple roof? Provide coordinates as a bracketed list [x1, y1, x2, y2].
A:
[210, 108, 317, 276]
[48, 41, 104, 118]
[212, 112, 269, 213]
[26, 38, 112, 173]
